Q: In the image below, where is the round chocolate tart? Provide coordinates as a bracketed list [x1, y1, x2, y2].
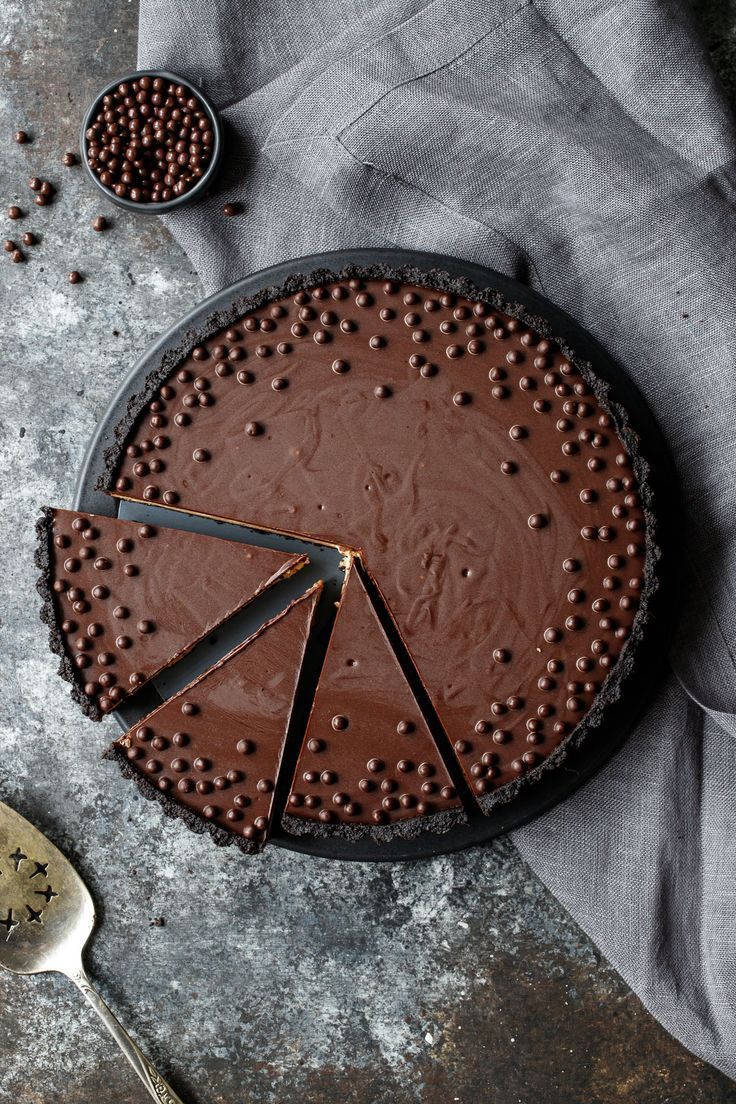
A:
[73, 250, 670, 862]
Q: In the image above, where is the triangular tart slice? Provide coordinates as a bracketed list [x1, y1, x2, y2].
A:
[106, 582, 322, 854]
[282, 560, 466, 842]
[36, 507, 308, 721]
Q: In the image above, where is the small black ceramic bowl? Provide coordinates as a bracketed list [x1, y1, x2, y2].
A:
[80, 69, 223, 215]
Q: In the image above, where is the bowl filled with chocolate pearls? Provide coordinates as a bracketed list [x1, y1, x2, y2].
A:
[80, 70, 223, 213]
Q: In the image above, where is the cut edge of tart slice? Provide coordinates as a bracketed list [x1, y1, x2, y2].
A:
[36, 506, 309, 722]
[108, 492, 360, 556]
[282, 556, 468, 844]
[104, 580, 323, 855]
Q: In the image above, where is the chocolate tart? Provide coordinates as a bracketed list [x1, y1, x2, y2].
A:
[102, 263, 660, 817]
[36, 507, 307, 721]
[72, 249, 670, 860]
[283, 557, 466, 842]
[105, 582, 322, 853]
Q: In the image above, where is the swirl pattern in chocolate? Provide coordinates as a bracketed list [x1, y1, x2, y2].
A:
[110, 274, 648, 811]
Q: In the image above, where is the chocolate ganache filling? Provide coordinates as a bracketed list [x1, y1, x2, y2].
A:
[102, 266, 657, 827]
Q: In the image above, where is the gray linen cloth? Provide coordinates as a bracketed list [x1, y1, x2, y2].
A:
[138, 0, 736, 1079]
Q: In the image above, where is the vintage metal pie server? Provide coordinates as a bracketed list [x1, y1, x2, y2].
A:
[0, 800, 185, 1103]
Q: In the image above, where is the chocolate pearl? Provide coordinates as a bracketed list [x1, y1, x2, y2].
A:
[493, 648, 510, 663]
[366, 758, 383, 773]
[92, 216, 108, 231]
[307, 738, 323, 753]
[453, 391, 471, 406]
[374, 385, 391, 399]
[369, 335, 385, 349]
[10, 249, 23, 262]
[500, 461, 517, 475]
[528, 513, 547, 530]
[193, 448, 209, 463]
[331, 714, 348, 730]
[236, 738, 253, 754]
[245, 421, 262, 436]
[68, 271, 81, 284]
[397, 720, 414, 735]
[137, 619, 155, 634]
[509, 425, 527, 440]
[22, 231, 36, 246]
[332, 359, 349, 374]
[223, 203, 240, 216]
[7, 206, 22, 220]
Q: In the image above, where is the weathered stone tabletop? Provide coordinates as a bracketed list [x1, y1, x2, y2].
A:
[1, 2, 734, 1101]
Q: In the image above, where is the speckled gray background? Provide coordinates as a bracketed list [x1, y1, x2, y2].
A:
[2, 3, 736, 1102]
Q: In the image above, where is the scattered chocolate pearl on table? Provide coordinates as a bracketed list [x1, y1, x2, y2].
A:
[223, 202, 241, 216]
[85, 76, 215, 204]
[92, 215, 108, 231]
[68, 270, 81, 284]
[28, 177, 42, 191]
[14, 130, 29, 144]
[22, 231, 36, 246]
[34, 194, 49, 207]
[62, 152, 77, 166]
[3, 240, 14, 252]
[7, 206, 22, 220]
[10, 249, 23, 263]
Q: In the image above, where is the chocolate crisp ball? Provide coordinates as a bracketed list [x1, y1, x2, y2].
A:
[84, 76, 215, 204]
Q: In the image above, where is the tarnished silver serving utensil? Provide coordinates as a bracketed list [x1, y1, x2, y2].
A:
[0, 800, 185, 1103]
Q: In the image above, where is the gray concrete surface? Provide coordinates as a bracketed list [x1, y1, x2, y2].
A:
[1, 2, 735, 1102]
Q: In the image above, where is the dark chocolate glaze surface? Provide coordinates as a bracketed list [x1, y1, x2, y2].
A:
[36, 507, 306, 720]
[110, 583, 322, 851]
[284, 559, 464, 840]
[108, 273, 650, 807]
